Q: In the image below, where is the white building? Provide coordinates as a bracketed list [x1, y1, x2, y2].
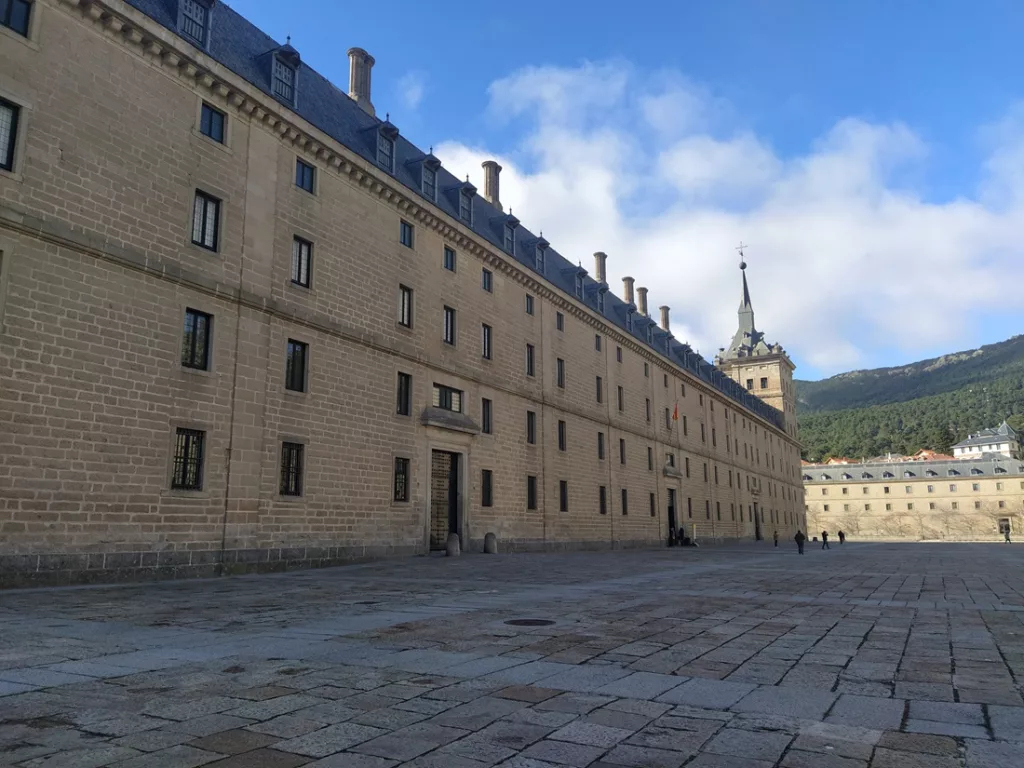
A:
[952, 421, 1020, 460]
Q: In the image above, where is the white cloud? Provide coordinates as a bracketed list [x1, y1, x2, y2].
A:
[435, 64, 1024, 378]
[397, 71, 426, 112]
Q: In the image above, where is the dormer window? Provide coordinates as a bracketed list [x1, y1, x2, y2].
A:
[536, 244, 546, 274]
[377, 131, 395, 173]
[645, 324, 653, 344]
[272, 56, 296, 105]
[504, 223, 516, 254]
[626, 310, 634, 332]
[598, 289, 606, 313]
[422, 164, 436, 200]
[179, 0, 210, 47]
[882, 471, 893, 478]
[574, 273, 584, 299]
[459, 189, 473, 224]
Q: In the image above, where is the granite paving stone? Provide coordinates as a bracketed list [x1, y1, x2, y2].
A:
[275, 723, 389, 757]
[826, 694, 906, 730]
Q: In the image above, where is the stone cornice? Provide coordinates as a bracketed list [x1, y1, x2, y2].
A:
[50, 0, 792, 445]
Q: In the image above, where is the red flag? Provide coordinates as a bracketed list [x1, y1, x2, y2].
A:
[672, 403, 679, 421]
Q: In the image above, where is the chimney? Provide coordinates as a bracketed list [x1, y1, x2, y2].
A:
[481, 161, 502, 211]
[622, 276, 635, 305]
[659, 306, 671, 332]
[594, 252, 607, 284]
[636, 287, 649, 317]
[347, 48, 375, 116]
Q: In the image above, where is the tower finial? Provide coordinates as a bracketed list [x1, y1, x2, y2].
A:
[736, 241, 749, 271]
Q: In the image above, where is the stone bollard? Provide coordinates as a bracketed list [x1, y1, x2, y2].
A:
[446, 532, 461, 557]
[484, 532, 498, 554]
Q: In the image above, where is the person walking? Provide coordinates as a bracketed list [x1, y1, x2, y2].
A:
[773, 530, 779, 547]
[821, 530, 830, 550]
[838, 530, 846, 545]
[1004, 528, 1012, 544]
[794, 529, 806, 555]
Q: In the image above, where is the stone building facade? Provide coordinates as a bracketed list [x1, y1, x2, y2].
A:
[0, 0, 804, 585]
[803, 458, 1024, 541]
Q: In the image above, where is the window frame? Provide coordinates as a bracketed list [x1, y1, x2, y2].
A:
[443, 306, 456, 345]
[291, 236, 312, 288]
[482, 398, 493, 434]
[481, 323, 492, 360]
[398, 285, 414, 328]
[481, 469, 493, 507]
[191, 190, 221, 251]
[393, 457, 411, 503]
[272, 55, 297, 105]
[177, 0, 208, 48]
[421, 163, 437, 200]
[556, 358, 565, 388]
[526, 344, 535, 376]
[377, 131, 395, 172]
[459, 189, 473, 224]
[181, 307, 213, 371]
[295, 158, 315, 193]
[481, 268, 493, 293]
[284, 339, 309, 393]
[432, 383, 463, 413]
[527, 475, 538, 510]
[504, 223, 516, 254]
[443, 246, 456, 272]
[558, 419, 567, 452]
[559, 480, 568, 512]
[0, 97, 18, 173]
[621, 488, 629, 516]
[525, 294, 534, 315]
[396, 372, 412, 416]
[199, 101, 225, 144]
[400, 219, 414, 248]
[527, 410, 537, 445]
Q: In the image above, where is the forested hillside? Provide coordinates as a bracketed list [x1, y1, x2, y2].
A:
[796, 335, 1024, 461]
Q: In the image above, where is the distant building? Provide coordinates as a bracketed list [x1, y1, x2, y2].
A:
[952, 421, 1020, 460]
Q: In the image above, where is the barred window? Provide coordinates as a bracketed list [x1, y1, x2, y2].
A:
[181, 308, 212, 370]
[171, 428, 205, 490]
[191, 190, 220, 251]
[393, 457, 410, 502]
[279, 442, 304, 496]
[291, 237, 312, 287]
[432, 384, 462, 413]
[285, 339, 307, 392]
[200, 102, 225, 143]
[179, 0, 207, 46]
[273, 57, 296, 104]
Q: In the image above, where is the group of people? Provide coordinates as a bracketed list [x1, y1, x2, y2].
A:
[778, 529, 846, 554]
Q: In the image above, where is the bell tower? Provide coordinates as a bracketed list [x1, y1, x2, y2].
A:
[715, 250, 798, 439]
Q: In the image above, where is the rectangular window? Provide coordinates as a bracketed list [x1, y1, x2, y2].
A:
[599, 485, 607, 515]
[621, 488, 629, 516]
[481, 398, 493, 434]
[443, 306, 456, 345]
[432, 384, 463, 413]
[482, 469, 493, 507]
[285, 339, 308, 392]
[400, 220, 414, 248]
[929, 502, 936, 510]
[596, 376, 603, 403]
[527, 475, 537, 510]
[746, 378, 753, 390]
[885, 503, 892, 511]
[556, 312, 564, 331]
[536, 245, 546, 273]
[683, 415, 688, 436]
[557, 358, 565, 388]
[459, 189, 473, 223]
[665, 409, 671, 429]
[644, 363, 649, 378]
[616, 346, 622, 363]
[377, 132, 394, 172]
[504, 223, 516, 253]
[760, 377, 768, 389]
[291, 237, 312, 288]
[398, 285, 413, 328]
[559, 480, 568, 512]
[295, 159, 315, 193]
[999, 500, 1006, 508]
[422, 164, 436, 199]
[393, 457, 410, 502]
[950, 484, 957, 492]
[482, 324, 492, 360]
[647, 446, 653, 471]
[688, 497, 693, 518]
[865, 503, 872, 511]
[179, 0, 206, 46]
[701, 423, 706, 442]
[527, 411, 536, 444]
[997, 481, 1004, 490]
[482, 268, 493, 292]
[525, 294, 534, 314]
[199, 102, 225, 143]
[619, 438, 626, 465]
[824, 504, 830, 512]
[191, 190, 220, 251]
[272, 58, 296, 104]
[0, 98, 16, 172]
[908, 503, 914, 511]
[645, 398, 651, 422]
[526, 344, 535, 376]
[952, 502, 959, 510]
[171, 428, 205, 490]
[664, 374, 669, 388]
[617, 386, 624, 412]
[443, 246, 456, 271]
[975, 501, 982, 509]
[558, 420, 567, 452]
[668, 453, 675, 468]
[906, 485, 913, 493]
[595, 334, 602, 351]
[279, 442, 304, 496]
[181, 308, 212, 370]
[396, 372, 412, 416]
[598, 432, 605, 460]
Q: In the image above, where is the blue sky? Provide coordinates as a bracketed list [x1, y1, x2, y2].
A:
[232, 0, 1024, 381]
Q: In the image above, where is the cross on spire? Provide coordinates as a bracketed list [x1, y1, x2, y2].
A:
[736, 242, 749, 270]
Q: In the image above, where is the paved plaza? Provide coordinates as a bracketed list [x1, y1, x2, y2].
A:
[1, 542, 1023, 767]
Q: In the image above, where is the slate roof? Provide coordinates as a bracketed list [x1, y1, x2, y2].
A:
[802, 456, 1024, 483]
[123, 0, 785, 431]
[952, 421, 1018, 449]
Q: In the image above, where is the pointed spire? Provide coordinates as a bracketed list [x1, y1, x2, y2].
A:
[740, 260, 752, 311]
